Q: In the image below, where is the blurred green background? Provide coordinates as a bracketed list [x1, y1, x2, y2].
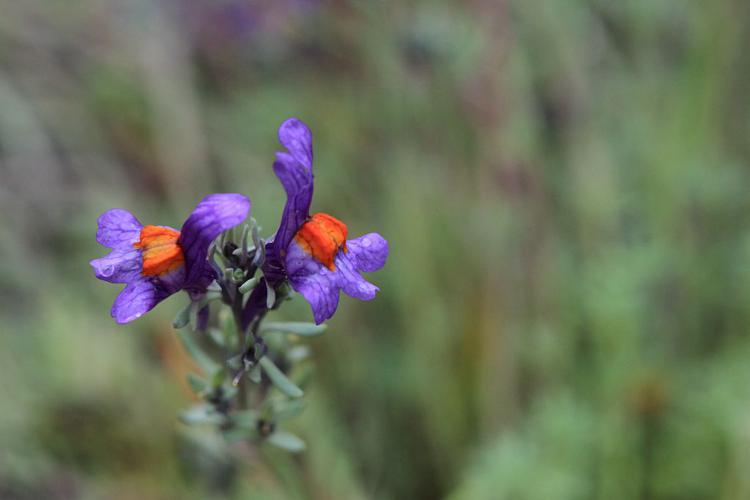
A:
[2, 1, 750, 498]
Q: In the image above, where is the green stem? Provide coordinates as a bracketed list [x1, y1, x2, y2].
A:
[229, 281, 268, 411]
[230, 284, 250, 410]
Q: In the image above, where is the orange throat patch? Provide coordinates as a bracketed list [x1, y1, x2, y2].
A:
[134, 225, 185, 277]
[294, 213, 348, 270]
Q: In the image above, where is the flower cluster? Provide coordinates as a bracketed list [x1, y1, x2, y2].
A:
[90, 118, 388, 451]
[91, 117, 388, 328]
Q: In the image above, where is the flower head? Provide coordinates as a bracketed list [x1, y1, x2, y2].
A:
[91, 194, 250, 324]
[262, 118, 388, 324]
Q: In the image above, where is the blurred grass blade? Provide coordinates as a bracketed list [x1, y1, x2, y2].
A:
[259, 357, 303, 398]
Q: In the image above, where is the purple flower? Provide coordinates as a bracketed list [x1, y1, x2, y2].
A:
[262, 118, 389, 324]
[91, 194, 250, 324]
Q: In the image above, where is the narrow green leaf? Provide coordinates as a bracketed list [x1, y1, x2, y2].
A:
[226, 354, 242, 371]
[249, 364, 262, 384]
[179, 405, 224, 425]
[252, 236, 265, 267]
[261, 322, 327, 337]
[211, 369, 226, 388]
[217, 229, 227, 250]
[251, 218, 261, 249]
[239, 276, 260, 294]
[223, 268, 233, 282]
[172, 302, 192, 329]
[219, 309, 238, 351]
[293, 363, 314, 390]
[187, 373, 208, 393]
[188, 302, 202, 331]
[177, 330, 220, 375]
[223, 384, 238, 399]
[187, 292, 219, 331]
[272, 400, 307, 421]
[286, 345, 311, 362]
[211, 240, 231, 267]
[265, 281, 276, 309]
[267, 431, 306, 452]
[239, 224, 250, 263]
[259, 357, 303, 398]
[223, 427, 257, 443]
[207, 327, 226, 348]
[232, 409, 261, 429]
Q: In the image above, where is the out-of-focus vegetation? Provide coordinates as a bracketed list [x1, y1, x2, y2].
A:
[2, 1, 750, 498]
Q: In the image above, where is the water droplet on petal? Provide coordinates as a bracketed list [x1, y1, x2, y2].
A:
[362, 237, 371, 248]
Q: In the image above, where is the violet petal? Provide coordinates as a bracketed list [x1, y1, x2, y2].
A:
[269, 118, 315, 261]
[335, 250, 379, 301]
[111, 279, 165, 324]
[178, 193, 250, 288]
[346, 233, 389, 273]
[96, 208, 142, 249]
[90, 247, 142, 284]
